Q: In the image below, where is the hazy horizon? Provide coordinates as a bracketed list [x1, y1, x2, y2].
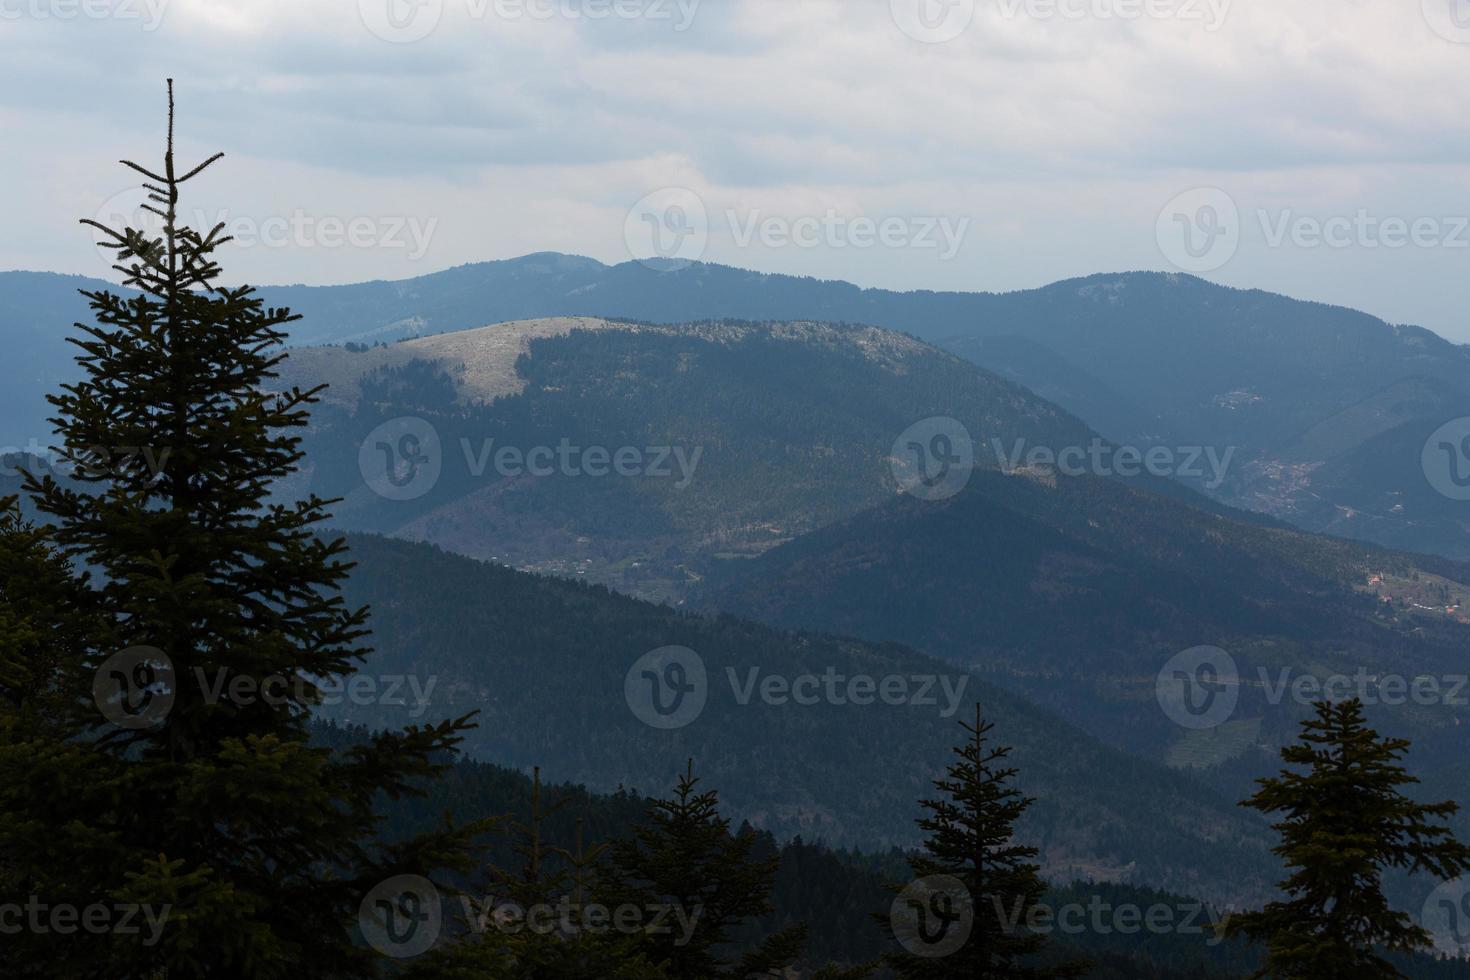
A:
[4, 1, 1469, 340]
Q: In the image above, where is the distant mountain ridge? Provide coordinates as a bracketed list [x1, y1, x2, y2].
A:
[5, 255, 1469, 558]
[268, 314, 1253, 601]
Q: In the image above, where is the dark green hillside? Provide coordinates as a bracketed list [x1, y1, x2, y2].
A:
[695, 469, 1470, 793]
[321, 532, 1275, 905]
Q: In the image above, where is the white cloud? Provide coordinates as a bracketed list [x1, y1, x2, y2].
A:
[2, 0, 1469, 339]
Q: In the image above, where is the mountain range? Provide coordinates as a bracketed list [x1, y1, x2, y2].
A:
[8, 256, 1470, 942]
[5, 255, 1467, 560]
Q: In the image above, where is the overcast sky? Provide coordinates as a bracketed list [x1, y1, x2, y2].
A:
[3, 0, 1470, 339]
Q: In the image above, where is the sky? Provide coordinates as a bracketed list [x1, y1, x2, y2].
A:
[3, 0, 1470, 340]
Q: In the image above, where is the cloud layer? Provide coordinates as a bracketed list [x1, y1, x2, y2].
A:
[3, 0, 1469, 339]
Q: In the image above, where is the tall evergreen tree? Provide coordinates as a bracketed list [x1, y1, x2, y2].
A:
[1225, 698, 1470, 979]
[0, 500, 128, 977]
[1, 82, 487, 977]
[606, 760, 867, 979]
[402, 768, 669, 979]
[883, 704, 1085, 979]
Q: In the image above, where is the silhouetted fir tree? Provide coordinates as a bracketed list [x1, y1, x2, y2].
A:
[606, 760, 870, 979]
[883, 705, 1086, 979]
[1225, 698, 1470, 979]
[0, 500, 130, 977]
[404, 768, 668, 979]
[3, 82, 489, 977]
